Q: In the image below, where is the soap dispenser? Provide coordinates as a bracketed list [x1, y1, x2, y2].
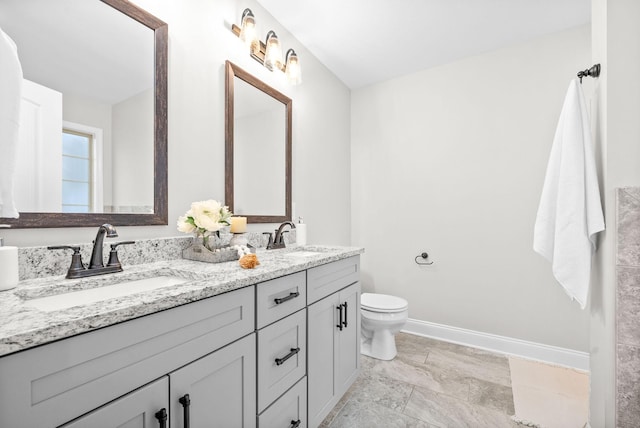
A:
[296, 216, 307, 246]
[0, 237, 18, 291]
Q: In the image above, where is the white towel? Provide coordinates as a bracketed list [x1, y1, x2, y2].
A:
[0, 27, 23, 218]
[533, 79, 604, 309]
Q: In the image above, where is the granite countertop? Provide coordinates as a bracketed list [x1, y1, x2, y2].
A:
[0, 245, 364, 357]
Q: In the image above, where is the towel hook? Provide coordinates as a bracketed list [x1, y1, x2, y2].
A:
[577, 64, 601, 84]
[415, 252, 433, 265]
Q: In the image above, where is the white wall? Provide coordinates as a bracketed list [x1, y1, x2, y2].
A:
[1, 0, 351, 247]
[590, 0, 640, 426]
[112, 89, 154, 209]
[351, 25, 592, 351]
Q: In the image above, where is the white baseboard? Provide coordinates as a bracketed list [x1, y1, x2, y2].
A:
[402, 318, 589, 371]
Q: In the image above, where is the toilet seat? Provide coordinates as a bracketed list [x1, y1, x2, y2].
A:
[361, 293, 408, 313]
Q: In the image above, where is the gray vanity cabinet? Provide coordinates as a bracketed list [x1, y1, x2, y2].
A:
[307, 257, 361, 428]
[0, 253, 362, 428]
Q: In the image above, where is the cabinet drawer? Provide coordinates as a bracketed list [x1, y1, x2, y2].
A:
[0, 286, 255, 428]
[257, 309, 306, 412]
[259, 377, 307, 428]
[257, 271, 306, 329]
[307, 255, 359, 304]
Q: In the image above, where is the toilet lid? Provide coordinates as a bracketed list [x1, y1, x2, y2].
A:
[361, 293, 408, 313]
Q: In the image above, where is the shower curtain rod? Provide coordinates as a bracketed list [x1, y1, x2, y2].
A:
[577, 64, 601, 83]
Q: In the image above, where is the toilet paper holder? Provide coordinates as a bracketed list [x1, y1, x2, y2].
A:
[415, 252, 434, 265]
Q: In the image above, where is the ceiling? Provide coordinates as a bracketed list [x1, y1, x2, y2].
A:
[256, 0, 591, 89]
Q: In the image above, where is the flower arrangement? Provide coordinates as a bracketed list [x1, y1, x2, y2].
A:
[177, 199, 233, 248]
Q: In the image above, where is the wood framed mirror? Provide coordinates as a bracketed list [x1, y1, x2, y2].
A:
[0, 0, 167, 228]
[225, 61, 292, 223]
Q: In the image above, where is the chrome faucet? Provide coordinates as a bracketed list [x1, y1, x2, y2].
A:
[89, 223, 119, 269]
[48, 224, 134, 279]
[267, 221, 296, 250]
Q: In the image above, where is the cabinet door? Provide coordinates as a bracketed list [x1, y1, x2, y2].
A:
[336, 282, 360, 396]
[170, 334, 256, 428]
[307, 282, 361, 428]
[307, 292, 340, 427]
[61, 377, 169, 428]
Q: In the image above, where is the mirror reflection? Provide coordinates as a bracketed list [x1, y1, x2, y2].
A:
[233, 77, 286, 216]
[0, 0, 155, 215]
[225, 61, 292, 223]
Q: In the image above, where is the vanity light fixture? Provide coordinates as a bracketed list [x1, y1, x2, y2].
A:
[238, 8, 258, 54]
[231, 10, 302, 85]
[285, 49, 301, 85]
[263, 30, 283, 72]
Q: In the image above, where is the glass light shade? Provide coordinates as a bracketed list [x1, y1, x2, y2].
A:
[264, 32, 283, 72]
[239, 13, 258, 53]
[285, 50, 302, 85]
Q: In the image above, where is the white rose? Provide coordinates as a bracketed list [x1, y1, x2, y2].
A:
[177, 215, 196, 233]
[192, 200, 224, 232]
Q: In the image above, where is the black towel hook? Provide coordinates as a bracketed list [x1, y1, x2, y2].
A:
[415, 252, 433, 265]
[577, 64, 601, 84]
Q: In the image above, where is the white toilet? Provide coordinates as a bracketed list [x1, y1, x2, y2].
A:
[360, 293, 409, 360]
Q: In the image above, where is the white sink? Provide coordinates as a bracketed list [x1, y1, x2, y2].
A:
[24, 275, 188, 312]
[285, 251, 322, 258]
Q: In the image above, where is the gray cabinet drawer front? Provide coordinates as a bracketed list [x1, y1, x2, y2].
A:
[257, 271, 306, 329]
[259, 377, 307, 428]
[307, 256, 360, 304]
[258, 309, 307, 412]
[0, 286, 255, 428]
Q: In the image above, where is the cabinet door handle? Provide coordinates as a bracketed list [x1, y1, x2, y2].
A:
[336, 305, 343, 331]
[342, 302, 348, 328]
[179, 394, 191, 428]
[275, 347, 300, 365]
[290, 419, 301, 428]
[155, 408, 168, 428]
[274, 291, 300, 305]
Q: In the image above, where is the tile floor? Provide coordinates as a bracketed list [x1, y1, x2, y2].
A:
[320, 332, 589, 428]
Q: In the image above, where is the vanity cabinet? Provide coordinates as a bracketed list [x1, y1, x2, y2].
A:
[0, 253, 362, 428]
[307, 257, 361, 428]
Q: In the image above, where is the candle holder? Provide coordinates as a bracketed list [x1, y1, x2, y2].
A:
[229, 233, 248, 247]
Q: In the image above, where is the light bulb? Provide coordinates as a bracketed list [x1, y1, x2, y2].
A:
[285, 49, 302, 85]
[264, 31, 283, 72]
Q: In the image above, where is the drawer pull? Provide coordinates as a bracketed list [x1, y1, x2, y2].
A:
[179, 393, 191, 428]
[342, 301, 348, 328]
[290, 419, 301, 428]
[275, 347, 300, 365]
[155, 408, 168, 428]
[274, 291, 300, 304]
[336, 305, 344, 331]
